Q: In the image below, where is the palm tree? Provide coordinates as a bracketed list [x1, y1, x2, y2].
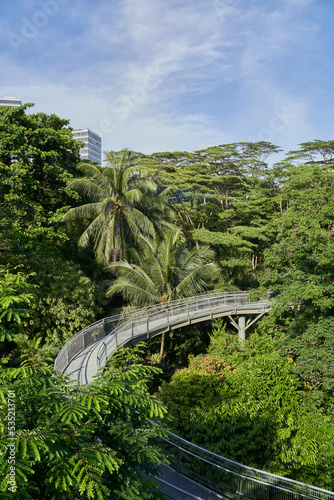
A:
[63, 150, 165, 265]
[105, 228, 220, 362]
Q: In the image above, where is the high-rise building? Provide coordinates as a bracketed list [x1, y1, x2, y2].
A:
[72, 128, 102, 166]
[0, 97, 22, 107]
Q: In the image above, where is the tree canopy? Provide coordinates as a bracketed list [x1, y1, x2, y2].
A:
[1, 105, 334, 494]
[63, 150, 166, 265]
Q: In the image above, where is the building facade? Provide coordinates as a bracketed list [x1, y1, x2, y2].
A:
[72, 129, 102, 166]
[0, 97, 22, 107]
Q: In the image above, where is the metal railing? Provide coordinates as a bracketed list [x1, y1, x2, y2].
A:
[96, 291, 269, 370]
[54, 291, 270, 375]
[149, 422, 334, 500]
[53, 292, 334, 499]
[54, 306, 153, 373]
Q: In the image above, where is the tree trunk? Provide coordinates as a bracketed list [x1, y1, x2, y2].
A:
[111, 248, 118, 262]
[160, 331, 166, 364]
[252, 254, 258, 270]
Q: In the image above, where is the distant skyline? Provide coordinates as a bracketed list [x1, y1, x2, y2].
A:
[1, 0, 333, 163]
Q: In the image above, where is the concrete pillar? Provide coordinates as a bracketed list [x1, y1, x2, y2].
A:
[238, 316, 246, 342]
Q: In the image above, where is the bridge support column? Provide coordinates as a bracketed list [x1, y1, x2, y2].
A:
[238, 316, 246, 342]
[228, 312, 266, 342]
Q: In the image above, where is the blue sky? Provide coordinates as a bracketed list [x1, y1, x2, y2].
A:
[1, 0, 334, 162]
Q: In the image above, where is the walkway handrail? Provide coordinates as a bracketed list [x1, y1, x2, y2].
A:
[95, 291, 268, 370]
[53, 291, 334, 499]
[148, 421, 334, 500]
[55, 291, 267, 374]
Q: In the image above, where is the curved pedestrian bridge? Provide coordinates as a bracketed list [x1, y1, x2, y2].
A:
[54, 291, 334, 499]
[54, 291, 271, 385]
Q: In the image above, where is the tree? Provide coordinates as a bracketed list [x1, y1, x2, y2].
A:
[158, 327, 334, 487]
[63, 150, 167, 265]
[259, 210, 334, 316]
[24, 257, 101, 347]
[256, 162, 334, 405]
[0, 104, 80, 231]
[139, 143, 280, 287]
[0, 105, 104, 356]
[289, 316, 334, 393]
[0, 343, 166, 499]
[286, 139, 334, 166]
[0, 266, 35, 344]
[0, 103, 87, 294]
[105, 228, 220, 361]
[143, 145, 249, 245]
[257, 161, 334, 317]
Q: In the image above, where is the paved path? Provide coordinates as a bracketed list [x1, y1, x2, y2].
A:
[152, 463, 230, 499]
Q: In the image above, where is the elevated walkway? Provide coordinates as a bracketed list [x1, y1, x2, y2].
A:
[54, 291, 271, 385]
[54, 292, 334, 500]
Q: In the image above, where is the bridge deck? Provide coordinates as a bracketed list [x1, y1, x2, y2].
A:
[54, 293, 334, 500]
[62, 298, 270, 385]
[153, 463, 229, 499]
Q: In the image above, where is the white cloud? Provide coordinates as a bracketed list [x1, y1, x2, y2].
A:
[0, 0, 327, 158]
[102, 111, 226, 155]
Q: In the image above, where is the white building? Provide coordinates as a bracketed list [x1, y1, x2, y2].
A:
[72, 129, 102, 166]
[0, 97, 22, 107]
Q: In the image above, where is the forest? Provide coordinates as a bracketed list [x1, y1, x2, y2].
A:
[0, 103, 334, 498]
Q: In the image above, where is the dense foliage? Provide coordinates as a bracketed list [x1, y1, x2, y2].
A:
[0, 342, 166, 498]
[159, 327, 334, 487]
[63, 151, 167, 265]
[1, 104, 334, 494]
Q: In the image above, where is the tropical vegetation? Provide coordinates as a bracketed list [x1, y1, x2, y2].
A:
[63, 150, 167, 265]
[1, 104, 334, 495]
[105, 228, 219, 360]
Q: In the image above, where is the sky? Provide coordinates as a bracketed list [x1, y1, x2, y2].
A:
[1, 0, 334, 163]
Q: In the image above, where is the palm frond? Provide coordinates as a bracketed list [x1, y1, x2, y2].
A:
[63, 202, 103, 222]
[95, 215, 117, 264]
[106, 261, 159, 304]
[126, 207, 155, 240]
[175, 262, 220, 298]
[78, 214, 104, 249]
[123, 188, 143, 205]
[77, 162, 109, 187]
[107, 261, 157, 293]
[106, 281, 158, 305]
